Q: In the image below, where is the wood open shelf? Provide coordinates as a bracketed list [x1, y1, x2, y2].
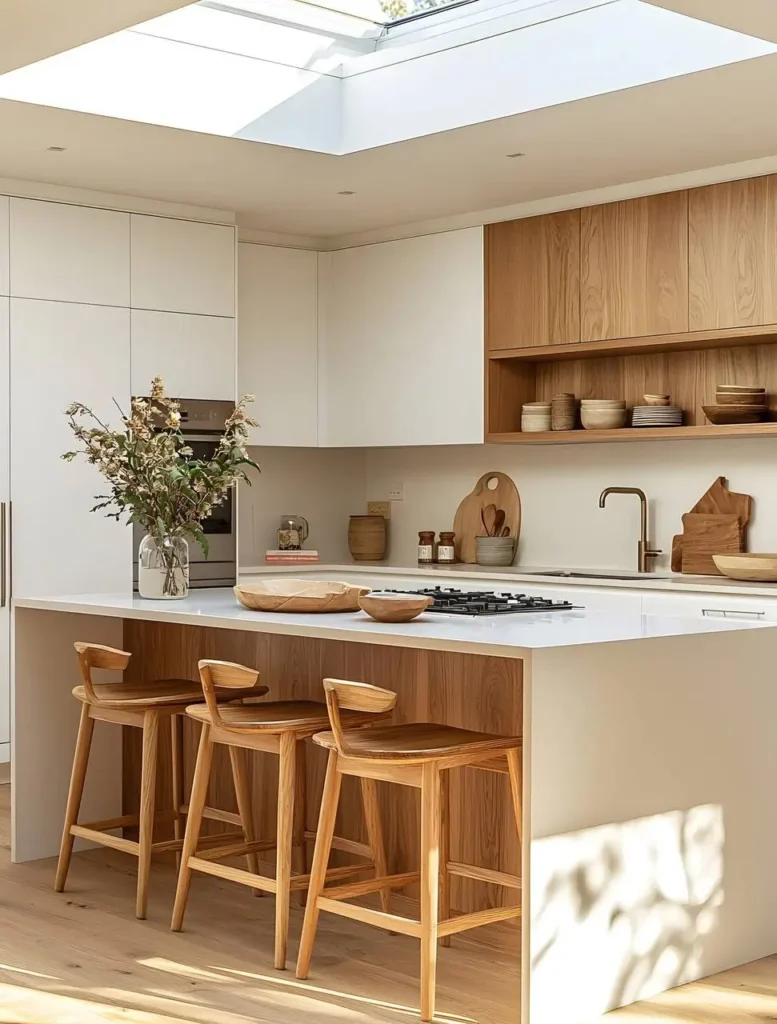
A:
[487, 422, 777, 445]
[487, 328, 777, 443]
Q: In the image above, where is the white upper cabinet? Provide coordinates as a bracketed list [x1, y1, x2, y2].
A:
[319, 228, 484, 447]
[0, 197, 8, 295]
[0, 297, 8, 748]
[238, 243, 318, 446]
[131, 309, 235, 400]
[9, 199, 130, 306]
[130, 215, 235, 316]
[10, 298, 132, 597]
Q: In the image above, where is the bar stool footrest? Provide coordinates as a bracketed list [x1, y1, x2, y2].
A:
[438, 905, 521, 937]
[447, 862, 522, 890]
[70, 825, 139, 855]
[322, 869, 420, 902]
[291, 861, 376, 891]
[316, 897, 422, 937]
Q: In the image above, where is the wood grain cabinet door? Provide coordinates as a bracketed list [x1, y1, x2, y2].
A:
[689, 175, 777, 330]
[486, 211, 580, 350]
[581, 192, 689, 341]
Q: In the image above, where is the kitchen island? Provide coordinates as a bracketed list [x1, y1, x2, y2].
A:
[12, 574, 777, 1024]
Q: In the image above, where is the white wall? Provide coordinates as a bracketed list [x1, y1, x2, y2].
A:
[364, 438, 777, 570]
[238, 447, 366, 567]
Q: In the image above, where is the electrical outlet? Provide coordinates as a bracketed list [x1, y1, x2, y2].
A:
[367, 501, 391, 519]
[387, 482, 404, 501]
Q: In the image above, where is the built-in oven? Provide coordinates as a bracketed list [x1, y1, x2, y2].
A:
[132, 398, 237, 590]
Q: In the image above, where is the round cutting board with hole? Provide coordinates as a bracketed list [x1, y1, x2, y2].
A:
[452, 472, 521, 563]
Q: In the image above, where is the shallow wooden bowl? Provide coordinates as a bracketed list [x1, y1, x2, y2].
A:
[713, 554, 777, 582]
[643, 394, 670, 406]
[359, 592, 433, 622]
[235, 580, 370, 613]
[717, 384, 766, 393]
[703, 404, 768, 425]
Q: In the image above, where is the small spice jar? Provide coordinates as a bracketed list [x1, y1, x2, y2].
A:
[417, 531, 435, 564]
[437, 531, 456, 564]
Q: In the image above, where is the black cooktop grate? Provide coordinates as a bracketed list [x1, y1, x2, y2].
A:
[382, 586, 574, 616]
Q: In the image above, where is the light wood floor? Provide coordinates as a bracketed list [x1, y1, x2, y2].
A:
[1, 785, 777, 1024]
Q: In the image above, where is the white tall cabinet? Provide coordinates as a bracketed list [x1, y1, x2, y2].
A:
[0, 198, 9, 763]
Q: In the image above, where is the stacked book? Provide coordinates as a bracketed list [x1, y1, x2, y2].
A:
[265, 549, 320, 565]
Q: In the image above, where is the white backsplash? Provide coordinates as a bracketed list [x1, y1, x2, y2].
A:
[239, 438, 777, 573]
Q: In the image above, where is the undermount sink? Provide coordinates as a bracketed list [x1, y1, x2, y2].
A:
[525, 570, 673, 581]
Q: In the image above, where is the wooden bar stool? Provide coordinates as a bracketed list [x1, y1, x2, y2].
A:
[171, 659, 392, 970]
[55, 642, 267, 919]
[296, 678, 523, 1024]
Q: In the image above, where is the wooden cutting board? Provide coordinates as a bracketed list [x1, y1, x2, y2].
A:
[692, 476, 753, 530]
[681, 513, 742, 575]
[453, 472, 521, 563]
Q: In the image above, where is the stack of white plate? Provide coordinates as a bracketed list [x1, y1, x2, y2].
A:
[631, 405, 683, 427]
[521, 402, 551, 432]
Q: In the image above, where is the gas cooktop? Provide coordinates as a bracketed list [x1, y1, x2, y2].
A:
[382, 586, 575, 616]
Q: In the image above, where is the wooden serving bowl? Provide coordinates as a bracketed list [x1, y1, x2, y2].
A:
[713, 554, 777, 582]
[235, 580, 370, 613]
[359, 592, 433, 623]
[703, 404, 767, 425]
[716, 391, 767, 405]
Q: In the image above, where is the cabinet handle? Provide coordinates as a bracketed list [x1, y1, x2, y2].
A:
[702, 608, 764, 620]
[0, 502, 6, 608]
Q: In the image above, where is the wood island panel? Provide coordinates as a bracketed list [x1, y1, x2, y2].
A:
[122, 621, 523, 915]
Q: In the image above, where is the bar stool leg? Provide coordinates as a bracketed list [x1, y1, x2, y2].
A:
[170, 713, 184, 871]
[136, 709, 160, 920]
[420, 762, 441, 1024]
[506, 748, 523, 847]
[172, 723, 214, 931]
[229, 745, 262, 893]
[275, 731, 296, 970]
[55, 703, 95, 893]
[360, 777, 391, 914]
[296, 750, 342, 980]
[292, 741, 308, 907]
[438, 769, 451, 947]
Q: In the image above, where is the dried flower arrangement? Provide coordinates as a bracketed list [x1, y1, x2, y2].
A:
[63, 377, 259, 596]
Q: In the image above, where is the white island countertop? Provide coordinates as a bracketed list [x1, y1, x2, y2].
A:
[13, 582, 774, 658]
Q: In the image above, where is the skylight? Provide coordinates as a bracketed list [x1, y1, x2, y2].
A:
[212, 0, 474, 29]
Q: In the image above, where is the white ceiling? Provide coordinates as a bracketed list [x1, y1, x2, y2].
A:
[0, 0, 192, 73]
[4, 47, 777, 240]
[646, 0, 777, 42]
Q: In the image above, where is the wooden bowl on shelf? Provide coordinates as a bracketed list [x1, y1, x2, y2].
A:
[358, 592, 433, 622]
[703, 404, 768, 425]
[643, 394, 670, 406]
[235, 580, 370, 613]
[713, 554, 777, 582]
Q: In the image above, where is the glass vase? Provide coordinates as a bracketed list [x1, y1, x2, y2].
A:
[138, 533, 190, 600]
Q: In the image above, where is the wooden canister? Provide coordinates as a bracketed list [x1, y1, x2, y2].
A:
[348, 515, 387, 561]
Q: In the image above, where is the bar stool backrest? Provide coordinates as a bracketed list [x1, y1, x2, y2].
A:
[198, 658, 260, 728]
[323, 678, 397, 758]
[74, 642, 132, 704]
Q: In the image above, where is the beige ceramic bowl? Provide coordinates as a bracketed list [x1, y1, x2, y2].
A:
[643, 394, 670, 406]
[581, 407, 628, 430]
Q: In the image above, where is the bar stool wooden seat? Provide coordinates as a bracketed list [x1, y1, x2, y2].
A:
[171, 659, 391, 971]
[55, 642, 267, 920]
[296, 678, 523, 1024]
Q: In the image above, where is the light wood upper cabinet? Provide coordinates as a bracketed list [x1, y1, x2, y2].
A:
[10, 199, 130, 307]
[689, 176, 777, 330]
[238, 243, 318, 447]
[580, 192, 688, 341]
[130, 215, 235, 317]
[486, 212, 580, 350]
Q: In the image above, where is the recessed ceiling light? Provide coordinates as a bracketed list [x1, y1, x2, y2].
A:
[47, 146, 66, 152]
[337, 190, 356, 195]
[506, 152, 525, 159]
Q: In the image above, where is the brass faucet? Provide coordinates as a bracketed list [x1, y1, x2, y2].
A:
[598, 487, 662, 573]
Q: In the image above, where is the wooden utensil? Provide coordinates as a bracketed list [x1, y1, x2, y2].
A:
[453, 472, 521, 564]
[680, 514, 742, 575]
[493, 509, 506, 536]
[712, 554, 777, 582]
[481, 504, 497, 536]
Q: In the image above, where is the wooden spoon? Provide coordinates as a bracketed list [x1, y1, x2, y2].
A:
[500, 525, 511, 538]
[493, 509, 506, 536]
[481, 504, 497, 536]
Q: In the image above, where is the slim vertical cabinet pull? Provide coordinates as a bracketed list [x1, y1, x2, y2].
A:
[0, 502, 6, 608]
